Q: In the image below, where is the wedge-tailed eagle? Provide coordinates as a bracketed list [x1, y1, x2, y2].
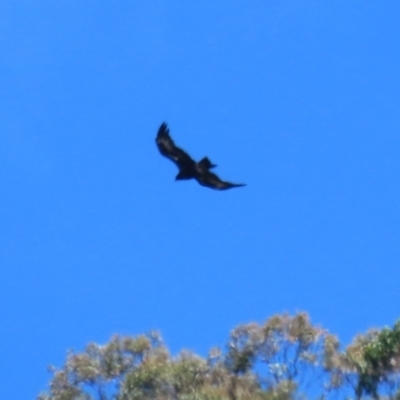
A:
[156, 122, 245, 190]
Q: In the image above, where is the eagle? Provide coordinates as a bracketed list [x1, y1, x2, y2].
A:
[156, 122, 245, 190]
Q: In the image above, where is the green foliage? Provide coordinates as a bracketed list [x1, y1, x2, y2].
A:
[37, 313, 400, 400]
[327, 319, 400, 399]
[355, 320, 400, 399]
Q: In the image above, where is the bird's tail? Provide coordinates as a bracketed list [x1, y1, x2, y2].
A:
[198, 157, 217, 170]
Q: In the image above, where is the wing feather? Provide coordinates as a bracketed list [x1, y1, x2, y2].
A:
[156, 123, 194, 168]
[196, 170, 246, 190]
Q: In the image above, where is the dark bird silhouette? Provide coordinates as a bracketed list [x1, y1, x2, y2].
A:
[156, 122, 245, 190]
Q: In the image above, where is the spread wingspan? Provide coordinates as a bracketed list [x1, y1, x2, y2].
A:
[156, 122, 245, 190]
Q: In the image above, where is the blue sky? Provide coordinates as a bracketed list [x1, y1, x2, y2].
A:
[1, 1, 400, 398]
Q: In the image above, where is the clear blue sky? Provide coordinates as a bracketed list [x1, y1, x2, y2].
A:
[1, 1, 399, 398]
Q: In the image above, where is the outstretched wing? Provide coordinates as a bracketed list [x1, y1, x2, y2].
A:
[196, 170, 246, 190]
[156, 123, 195, 168]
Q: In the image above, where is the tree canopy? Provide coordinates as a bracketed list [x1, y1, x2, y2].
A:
[38, 313, 400, 400]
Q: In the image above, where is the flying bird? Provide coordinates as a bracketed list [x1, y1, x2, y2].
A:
[156, 122, 245, 190]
